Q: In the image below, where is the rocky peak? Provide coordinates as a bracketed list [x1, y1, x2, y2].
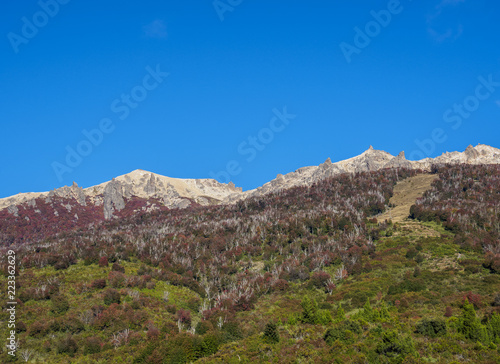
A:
[464, 144, 480, 160]
[319, 157, 333, 170]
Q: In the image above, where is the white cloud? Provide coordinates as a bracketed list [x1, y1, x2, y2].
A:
[143, 20, 167, 39]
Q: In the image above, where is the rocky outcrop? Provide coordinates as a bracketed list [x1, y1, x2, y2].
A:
[383, 151, 413, 169]
[464, 144, 480, 160]
[46, 181, 87, 206]
[103, 179, 126, 220]
[144, 174, 157, 195]
[7, 205, 19, 217]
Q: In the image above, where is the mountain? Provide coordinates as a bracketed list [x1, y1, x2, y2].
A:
[230, 143, 500, 200]
[2, 153, 500, 363]
[0, 170, 242, 219]
[0, 170, 241, 245]
[1, 144, 499, 223]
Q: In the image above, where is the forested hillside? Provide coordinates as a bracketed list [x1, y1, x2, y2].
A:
[1, 166, 499, 363]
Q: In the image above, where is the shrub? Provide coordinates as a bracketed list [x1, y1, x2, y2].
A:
[195, 320, 213, 336]
[415, 318, 447, 338]
[147, 326, 161, 341]
[324, 320, 362, 345]
[493, 293, 500, 307]
[103, 288, 121, 305]
[413, 266, 421, 277]
[483, 252, 500, 273]
[317, 309, 333, 325]
[222, 320, 243, 342]
[271, 279, 289, 292]
[462, 292, 482, 309]
[342, 320, 362, 334]
[112, 262, 125, 273]
[161, 321, 179, 336]
[201, 333, 220, 356]
[309, 271, 331, 289]
[50, 294, 70, 315]
[15, 321, 27, 334]
[376, 330, 415, 358]
[91, 279, 107, 289]
[98, 256, 108, 267]
[388, 279, 425, 295]
[324, 327, 355, 345]
[405, 248, 418, 260]
[360, 300, 380, 322]
[176, 309, 191, 327]
[444, 306, 453, 318]
[414, 254, 425, 264]
[62, 315, 85, 334]
[54, 260, 70, 270]
[108, 271, 125, 288]
[84, 337, 102, 355]
[29, 320, 48, 337]
[187, 297, 201, 312]
[263, 322, 280, 344]
[56, 335, 78, 356]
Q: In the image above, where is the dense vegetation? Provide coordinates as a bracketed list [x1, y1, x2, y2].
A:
[1, 166, 499, 363]
[410, 164, 500, 274]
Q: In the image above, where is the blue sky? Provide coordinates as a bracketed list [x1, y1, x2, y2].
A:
[1, 0, 500, 197]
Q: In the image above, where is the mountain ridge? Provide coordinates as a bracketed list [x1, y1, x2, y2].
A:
[1, 143, 500, 220]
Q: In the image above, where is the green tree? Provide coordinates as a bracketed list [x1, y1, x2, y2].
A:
[415, 318, 447, 338]
[201, 333, 219, 356]
[379, 301, 390, 320]
[301, 296, 318, 324]
[458, 299, 490, 343]
[263, 322, 280, 344]
[488, 312, 500, 339]
[376, 330, 416, 360]
[336, 304, 346, 322]
[361, 299, 380, 322]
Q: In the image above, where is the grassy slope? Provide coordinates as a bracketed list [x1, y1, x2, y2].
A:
[377, 174, 438, 223]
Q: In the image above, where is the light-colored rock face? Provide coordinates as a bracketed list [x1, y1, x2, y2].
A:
[1, 144, 499, 218]
[225, 143, 500, 202]
[0, 170, 243, 219]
